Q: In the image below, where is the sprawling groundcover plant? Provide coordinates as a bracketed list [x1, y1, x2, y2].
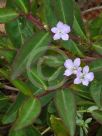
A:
[0, 0, 102, 136]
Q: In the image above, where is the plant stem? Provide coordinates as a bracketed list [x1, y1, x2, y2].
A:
[41, 127, 51, 135]
[82, 6, 102, 15]
[35, 89, 57, 99]
[3, 85, 19, 91]
[27, 13, 44, 30]
[77, 110, 90, 113]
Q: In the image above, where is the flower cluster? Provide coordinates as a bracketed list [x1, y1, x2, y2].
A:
[64, 58, 94, 86]
[51, 21, 71, 40]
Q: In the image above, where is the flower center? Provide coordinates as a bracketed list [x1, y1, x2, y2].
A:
[72, 67, 77, 73]
[58, 29, 63, 34]
[80, 74, 85, 80]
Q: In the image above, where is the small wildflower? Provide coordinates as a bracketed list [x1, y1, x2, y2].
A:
[64, 58, 82, 76]
[51, 21, 71, 40]
[74, 66, 94, 86]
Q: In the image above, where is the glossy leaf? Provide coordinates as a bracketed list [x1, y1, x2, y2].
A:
[25, 126, 41, 136]
[9, 129, 26, 136]
[0, 68, 33, 96]
[90, 59, 102, 72]
[92, 43, 102, 55]
[50, 115, 70, 136]
[62, 40, 84, 57]
[73, 16, 87, 40]
[12, 32, 51, 79]
[0, 8, 19, 23]
[14, 97, 41, 130]
[90, 81, 102, 107]
[0, 48, 16, 63]
[15, 0, 30, 14]
[6, 17, 34, 48]
[70, 85, 92, 101]
[2, 93, 26, 124]
[51, 0, 74, 25]
[44, 55, 65, 67]
[74, 3, 85, 33]
[12, 80, 33, 96]
[27, 68, 47, 90]
[9, 126, 41, 136]
[55, 89, 76, 136]
[38, 0, 57, 27]
[89, 16, 102, 38]
[31, 0, 37, 16]
[92, 111, 102, 124]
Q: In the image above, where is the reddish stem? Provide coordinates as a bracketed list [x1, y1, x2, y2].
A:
[27, 13, 44, 30]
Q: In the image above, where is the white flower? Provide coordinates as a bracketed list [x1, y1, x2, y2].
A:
[51, 21, 71, 40]
[74, 66, 94, 86]
[64, 58, 82, 76]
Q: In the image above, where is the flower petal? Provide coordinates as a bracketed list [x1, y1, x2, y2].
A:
[61, 34, 69, 40]
[76, 71, 82, 77]
[86, 72, 94, 81]
[64, 59, 73, 68]
[73, 67, 82, 75]
[64, 69, 72, 76]
[77, 67, 82, 73]
[74, 77, 81, 84]
[51, 27, 58, 33]
[53, 33, 61, 40]
[74, 58, 81, 67]
[63, 24, 71, 33]
[82, 79, 89, 86]
[83, 66, 89, 73]
[57, 21, 64, 29]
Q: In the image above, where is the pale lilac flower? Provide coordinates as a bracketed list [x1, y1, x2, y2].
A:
[74, 66, 94, 86]
[64, 58, 82, 76]
[51, 21, 71, 40]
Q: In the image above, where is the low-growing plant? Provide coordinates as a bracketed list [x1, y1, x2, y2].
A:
[0, 0, 102, 136]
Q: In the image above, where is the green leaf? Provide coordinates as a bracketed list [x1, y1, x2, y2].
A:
[88, 16, 102, 38]
[25, 126, 41, 136]
[38, 0, 57, 27]
[62, 40, 84, 57]
[9, 129, 26, 136]
[27, 68, 47, 90]
[12, 80, 33, 96]
[50, 115, 70, 136]
[12, 31, 51, 79]
[31, 0, 37, 16]
[51, 0, 74, 25]
[2, 93, 26, 124]
[48, 67, 65, 90]
[0, 48, 16, 63]
[0, 37, 13, 48]
[70, 84, 92, 101]
[91, 111, 102, 124]
[0, 8, 19, 23]
[15, 0, 30, 14]
[44, 55, 65, 67]
[6, 17, 34, 48]
[90, 81, 102, 107]
[0, 68, 33, 96]
[92, 43, 102, 55]
[40, 92, 55, 106]
[9, 126, 41, 136]
[14, 97, 41, 130]
[73, 16, 87, 40]
[55, 89, 76, 136]
[89, 59, 102, 72]
[74, 3, 85, 33]
[0, 93, 10, 111]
